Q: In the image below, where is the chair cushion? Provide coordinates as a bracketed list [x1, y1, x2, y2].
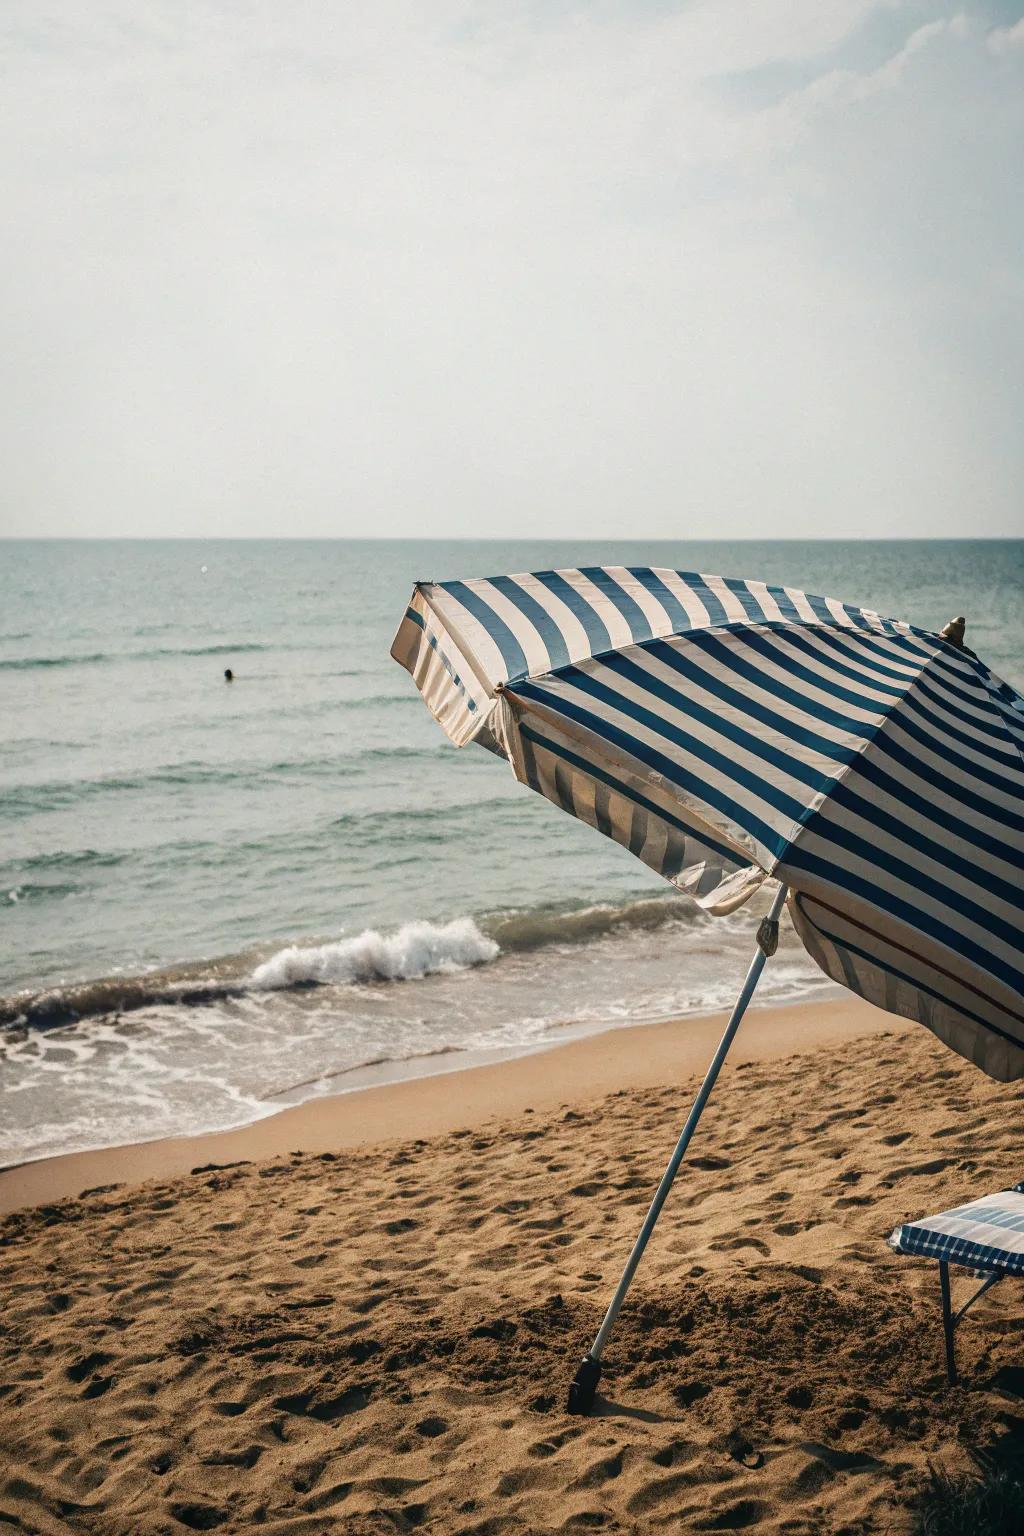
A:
[891, 1188, 1024, 1274]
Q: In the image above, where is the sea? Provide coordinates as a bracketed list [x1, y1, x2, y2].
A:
[2, 539, 1022, 1166]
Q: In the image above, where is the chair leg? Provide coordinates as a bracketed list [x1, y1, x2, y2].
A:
[939, 1261, 957, 1385]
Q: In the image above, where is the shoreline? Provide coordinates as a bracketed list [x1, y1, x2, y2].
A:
[0, 993, 907, 1214]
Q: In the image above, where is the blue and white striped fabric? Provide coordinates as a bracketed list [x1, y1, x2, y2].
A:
[391, 568, 1024, 1081]
[890, 1186, 1024, 1274]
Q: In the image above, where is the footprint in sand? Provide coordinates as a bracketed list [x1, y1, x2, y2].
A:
[673, 1381, 711, 1408]
[708, 1235, 771, 1256]
[626, 1471, 704, 1516]
[291, 1457, 325, 1493]
[888, 1156, 955, 1178]
[168, 1501, 229, 1530]
[569, 1451, 624, 1489]
[830, 1407, 867, 1433]
[65, 1351, 112, 1382]
[651, 1440, 699, 1468]
[82, 1375, 114, 1399]
[272, 1385, 372, 1421]
[200, 1445, 263, 1469]
[528, 1434, 568, 1459]
[303, 1479, 355, 1512]
[707, 1498, 768, 1529]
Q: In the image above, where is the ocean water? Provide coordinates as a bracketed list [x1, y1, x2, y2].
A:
[2, 538, 1022, 1165]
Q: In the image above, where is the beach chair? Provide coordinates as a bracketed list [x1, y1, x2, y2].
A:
[890, 1182, 1024, 1384]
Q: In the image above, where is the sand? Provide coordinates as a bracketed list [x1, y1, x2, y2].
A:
[2, 998, 1024, 1534]
[0, 997, 901, 1215]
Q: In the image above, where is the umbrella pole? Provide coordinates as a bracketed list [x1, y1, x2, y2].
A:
[566, 881, 789, 1415]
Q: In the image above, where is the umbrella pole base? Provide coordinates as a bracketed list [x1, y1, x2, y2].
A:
[566, 1354, 602, 1415]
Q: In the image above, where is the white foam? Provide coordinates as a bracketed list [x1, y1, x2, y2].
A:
[250, 917, 500, 991]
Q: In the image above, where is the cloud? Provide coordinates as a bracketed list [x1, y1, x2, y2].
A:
[988, 15, 1024, 52]
[742, 14, 973, 148]
[0, 1, 1021, 538]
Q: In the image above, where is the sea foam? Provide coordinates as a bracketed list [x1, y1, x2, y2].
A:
[250, 917, 499, 991]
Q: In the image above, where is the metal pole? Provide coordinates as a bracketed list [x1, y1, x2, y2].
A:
[939, 1261, 957, 1385]
[566, 882, 789, 1414]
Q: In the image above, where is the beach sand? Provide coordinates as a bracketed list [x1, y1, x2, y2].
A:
[2, 996, 1023, 1534]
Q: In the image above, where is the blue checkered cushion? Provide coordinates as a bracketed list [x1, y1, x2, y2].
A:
[890, 1185, 1024, 1274]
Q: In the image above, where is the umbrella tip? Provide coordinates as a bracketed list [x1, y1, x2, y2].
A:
[566, 1354, 602, 1415]
[939, 616, 967, 650]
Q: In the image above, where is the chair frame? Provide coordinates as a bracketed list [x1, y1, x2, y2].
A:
[937, 1260, 1004, 1384]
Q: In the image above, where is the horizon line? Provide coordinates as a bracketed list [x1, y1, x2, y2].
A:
[2, 534, 1021, 545]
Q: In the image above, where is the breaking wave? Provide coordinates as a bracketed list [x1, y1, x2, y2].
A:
[0, 895, 725, 1031]
[251, 918, 499, 990]
[0, 915, 502, 1028]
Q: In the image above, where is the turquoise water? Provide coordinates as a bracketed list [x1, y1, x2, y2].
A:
[2, 539, 1022, 1161]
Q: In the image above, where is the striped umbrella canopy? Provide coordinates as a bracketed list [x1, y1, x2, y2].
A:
[393, 566, 1024, 1083]
[392, 565, 1024, 1411]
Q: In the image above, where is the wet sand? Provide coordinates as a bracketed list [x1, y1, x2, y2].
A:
[2, 996, 897, 1215]
[2, 998, 1023, 1534]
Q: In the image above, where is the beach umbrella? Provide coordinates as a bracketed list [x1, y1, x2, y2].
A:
[391, 567, 1024, 1412]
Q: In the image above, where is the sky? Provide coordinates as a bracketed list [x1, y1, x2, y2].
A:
[1, 1, 1022, 539]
